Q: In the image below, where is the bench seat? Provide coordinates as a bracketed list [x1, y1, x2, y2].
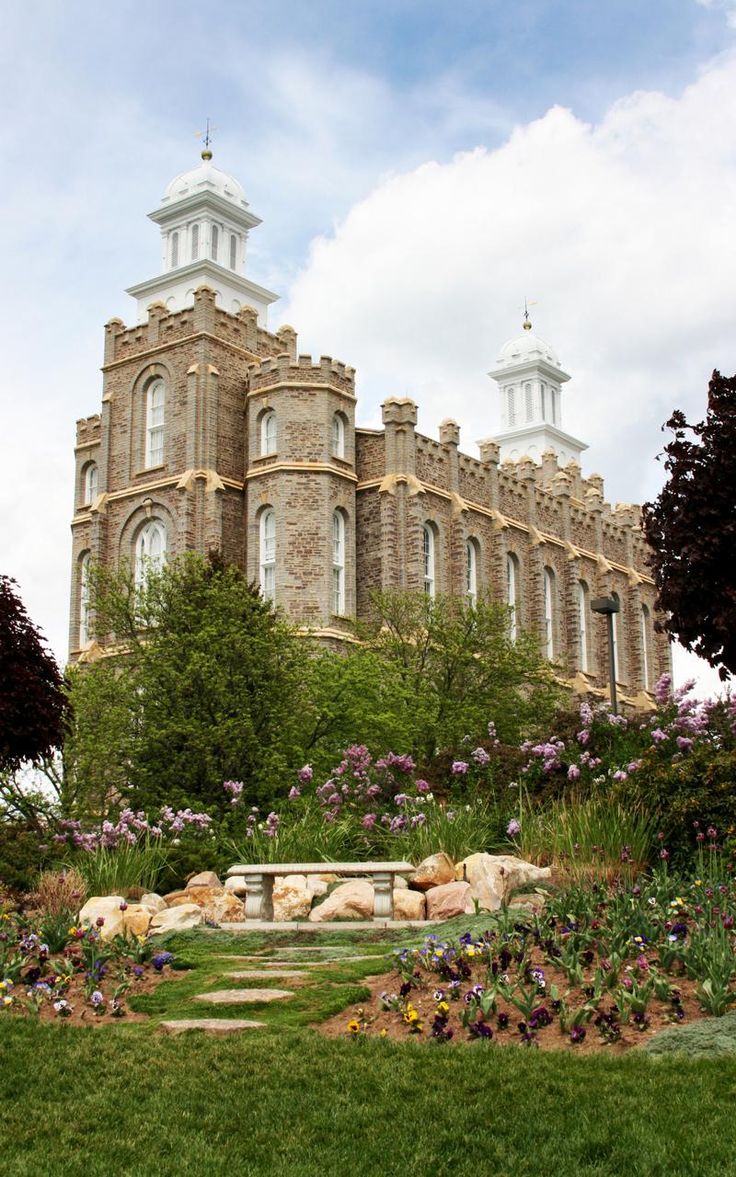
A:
[226, 861, 414, 921]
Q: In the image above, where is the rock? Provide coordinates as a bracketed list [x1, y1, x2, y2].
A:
[187, 871, 222, 889]
[160, 1018, 266, 1035]
[509, 891, 547, 913]
[273, 874, 312, 921]
[167, 886, 244, 924]
[193, 988, 293, 1004]
[139, 893, 167, 914]
[306, 877, 329, 897]
[122, 904, 152, 937]
[393, 888, 426, 921]
[425, 881, 475, 921]
[308, 880, 374, 922]
[78, 896, 126, 941]
[150, 903, 204, 934]
[410, 852, 456, 891]
[455, 853, 552, 910]
[225, 877, 247, 897]
[163, 889, 190, 905]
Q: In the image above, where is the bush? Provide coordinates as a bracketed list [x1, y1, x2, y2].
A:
[643, 1012, 736, 1057]
[0, 819, 48, 893]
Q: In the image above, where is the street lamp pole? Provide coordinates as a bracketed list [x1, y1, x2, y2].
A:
[591, 596, 620, 715]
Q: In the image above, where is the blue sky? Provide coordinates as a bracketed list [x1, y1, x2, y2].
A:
[1, 0, 735, 693]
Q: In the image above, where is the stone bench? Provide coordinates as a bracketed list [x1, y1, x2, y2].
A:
[226, 861, 414, 921]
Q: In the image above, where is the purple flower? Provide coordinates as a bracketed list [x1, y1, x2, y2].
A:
[570, 1025, 586, 1044]
[506, 818, 521, 838]
[651, 728, 668, 744]
[90, 990, 104, 1007]
[416, 779, 431, 794]
[288, 786, 301, 800]
[361, 813, 377, 831]
[567, 764, 580, 781]
[297, 765, 313, 784]
[223, 780, 244, 799]
[152, 952, 174, 972]
[472, 747, 490, 766]
[451, 761, 469, 775]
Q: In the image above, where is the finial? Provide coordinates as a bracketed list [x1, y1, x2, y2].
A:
[196, 118, 217, 161]
[518, 296, 538, 332]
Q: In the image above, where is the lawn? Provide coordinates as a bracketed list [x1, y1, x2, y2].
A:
[3, 924, 736, 1177]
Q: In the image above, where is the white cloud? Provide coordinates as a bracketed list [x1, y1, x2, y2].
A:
[695, 0, 736, 30]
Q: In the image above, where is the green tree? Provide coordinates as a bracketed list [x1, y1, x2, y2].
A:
[354, 590, 560, 763]
[64, 554, 313, 815]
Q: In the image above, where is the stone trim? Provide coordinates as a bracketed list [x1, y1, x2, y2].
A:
[246, 381, 357, 402]
[245, 463, 358, 483]
[102, 330, 259, 372]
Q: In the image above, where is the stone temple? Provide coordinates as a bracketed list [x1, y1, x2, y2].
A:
[69, 148, 670, 704]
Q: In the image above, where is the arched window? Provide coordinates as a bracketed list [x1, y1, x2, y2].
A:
[551, 388, 559, 425]
[170, 231, 179, 269]
[578, 580, 591, 673]
[229, 234, 237, 270]
[543, 567, 556, 660]
[332, 413, 345, 459]
[506, 386, 516, 427]
[524, 383, 533, 422]
[611, 591, 621, 683]
[332, 511, 345, 614]
[83, 462, 98, 506]
[79, 552, 91, 646]
[507, 553, 520, 641]
[191, 224, 199, 261]
[540, 382, 546, 418]
[211, 224, 219, 261]
[466, 539, 478, 605]
[423, 525, 436, 598]
[261, 410, 277, 456]
[641, 604, 652, 690]
[135, 520, 167, 589]
[260, 509, 276, 603]
[145, 379, 165, 467]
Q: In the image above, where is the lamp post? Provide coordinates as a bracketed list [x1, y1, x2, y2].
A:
[591, 595, 620, 715]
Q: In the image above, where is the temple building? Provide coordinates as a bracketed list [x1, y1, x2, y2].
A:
[69, 148, 670, 705]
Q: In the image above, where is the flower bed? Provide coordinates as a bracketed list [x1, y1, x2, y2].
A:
[0, 906, 181, 1025]
[324, 869, 736, 1051]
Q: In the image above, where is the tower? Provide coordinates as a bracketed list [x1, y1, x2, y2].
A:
[488, 315, 587, 465]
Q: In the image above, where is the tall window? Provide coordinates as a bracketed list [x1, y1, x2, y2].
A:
[332, 413, 346, 459]
[578, 580, 591, 673]
[506, 386, 516, 426]
[135, 520, 166, 589]
[145, 379, 165, 467]
[641, 604, 652, 689]
[332, 511, 345, 614]
[466, 539, 478, 605]
[170, 231, 179, 268]
[423, 525, 436, 597]
[191, 224, 199, 261]
[79, 552, 91, 646]
[611, 591, 621, 683]
[507, 553, 519, 641]
[211, 224, 219, 261]
[229, 234, 237, 270]
[83, 462, 98, 505]
[260, 509, 276, 603]
[551, 388, 559, 425]
[524, 382, 533, 422]
[543, 567, 556, 659]
[261, 410, 277, 456]
[540, 382, 547, 418]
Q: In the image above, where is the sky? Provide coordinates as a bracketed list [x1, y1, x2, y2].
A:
[1, 0, 735, 698]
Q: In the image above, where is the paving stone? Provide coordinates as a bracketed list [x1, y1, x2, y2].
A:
[194, 988, 294, 1004]
[224, 970, 308, 980]
[160, 1018, 265, 1035]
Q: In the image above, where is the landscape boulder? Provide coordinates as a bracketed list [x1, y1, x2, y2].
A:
[78, 896, 126, 941]
[425, 881, 475, 921]
[273, 874, 313, 921]
[186, 871, 222, 889]
[455, 853, 551, 910]
[139, 893, 167, 914]
[225, 877, 247, 897]
[167, 885, 244, 924]
[149, 904, 204, 934]
[121, 904, 152, 937]
[308, 879, 374, 922]
[393, 887, 426, 921]
[409, 852, 456, 891]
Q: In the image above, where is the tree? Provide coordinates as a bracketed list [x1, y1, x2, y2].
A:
[642, 371, 736, 679]
[64, 554, 314, 815]
[353, 589, 561, 763]
[0, 576, 67, 773]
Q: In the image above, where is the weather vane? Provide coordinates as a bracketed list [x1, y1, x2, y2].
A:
[518, 296, 538, 331]
[195, 118, 217, 160]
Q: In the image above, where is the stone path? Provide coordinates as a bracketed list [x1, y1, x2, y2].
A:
[224, 969, 308, 980]
[194, 987, 294, 1004]
[160, 1018, 266, 1035]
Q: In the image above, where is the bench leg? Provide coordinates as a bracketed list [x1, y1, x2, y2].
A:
[244, 875, 274, 921]
[373, 873, 393, 919]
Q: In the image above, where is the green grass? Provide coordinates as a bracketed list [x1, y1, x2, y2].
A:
[4, 925, 736, 1176]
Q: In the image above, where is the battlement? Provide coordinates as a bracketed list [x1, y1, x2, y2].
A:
[75, 415, 101, 447]
[103, 288, 290, 365]
[247, 352, 356, 396]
